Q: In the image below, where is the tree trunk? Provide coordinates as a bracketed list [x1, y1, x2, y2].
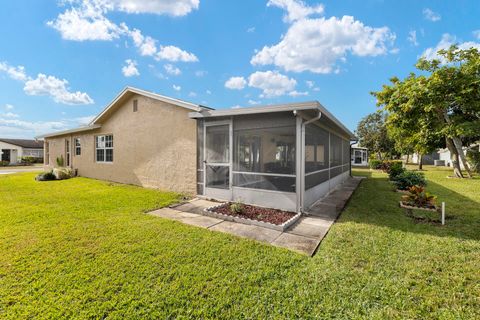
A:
[452, 137, 472, 178]
[406, 154, 410, 164]
[446, 137, 464, 178]
[418, 154, 423, 170]
[443, 111, 471, 178]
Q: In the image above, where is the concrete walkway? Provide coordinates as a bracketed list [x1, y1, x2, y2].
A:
[147, 176, 364, 256]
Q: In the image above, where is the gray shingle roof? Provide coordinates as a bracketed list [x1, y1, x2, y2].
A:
[0, 138, 44, 149]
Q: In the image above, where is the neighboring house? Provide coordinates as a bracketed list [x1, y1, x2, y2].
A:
[37, 87, 355, 213]
[410, 151, 440, 165]
[0, 138, 44, 165]
[350, 144, 368, 166]
[438, 144, 479, 169]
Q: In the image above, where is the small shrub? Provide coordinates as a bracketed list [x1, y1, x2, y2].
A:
[21, 156, 36, 164]
[36, 171, 56, 181]
[56, 155, 64, 167]
[402, 186, 436, 209]
[0, 160, 9, 166]
[53, 167, 73, 180]
[369, 159, 382, 169]
[230, 201, 244, 214]
[394, 171, 427, 190]
[388, 163, 406, 181]
[381, 160, 403, 174]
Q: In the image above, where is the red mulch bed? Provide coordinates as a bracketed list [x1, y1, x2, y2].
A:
[210, 203, 296, 225]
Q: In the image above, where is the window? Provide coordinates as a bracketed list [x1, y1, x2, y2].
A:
[65, 139, 70, 166]
[330, 134, 342, 168]
[74, 138, 81, 156]
[305, 124, 329, 173]
[45, 142, 49, 165]
[96, 135, 113, 163]
[233, 125, 296, 193]
[234, 126, 296, 174]
[133, 99, 138, 112]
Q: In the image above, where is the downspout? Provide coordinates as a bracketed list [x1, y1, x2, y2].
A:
[350, 141, 358, 177]
[294, 109, 322, 213]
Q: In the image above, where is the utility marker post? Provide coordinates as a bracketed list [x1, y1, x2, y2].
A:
[441, 202, 445, 225]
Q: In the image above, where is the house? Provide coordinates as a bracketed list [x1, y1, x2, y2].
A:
[37, 87, 355, 213]
[0, 138, 44, 165]
[350, 144, 368, 166]
[410, 151, 440, 165]
[437, 144, 479, 169]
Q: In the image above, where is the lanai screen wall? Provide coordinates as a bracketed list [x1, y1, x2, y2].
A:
[196, 112, 350, 212]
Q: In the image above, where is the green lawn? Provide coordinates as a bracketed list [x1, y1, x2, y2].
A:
[0, 169, 479, 319]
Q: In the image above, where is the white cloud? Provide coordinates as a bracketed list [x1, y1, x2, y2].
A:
[0, 118, 68, 138]
[188, 91, 197, 97]
[173, 84, 181, 91]
[422, 33, 480, 62]
[48, 0, 200, 41]
[206, 89, 211, 94]
[231, 105, 242, 109]
[305, 80, 314, 88]
[423, 8, 441, 22]
[49, 1, 199, 63]
[248, 99, 261, 105]
[195, 70, 207, 77]
[0, 61, 93, 105]
[129, 29, 157, 56]
[122, 59, 140, 77]
[75, 115, 95, 125]
[5, 104, 14, 110]
[156, 45, 198, 62]
[267, 0, 324, 22]
[473, 30, 480, 40]
[247, 27, 255, 33]
[0, 112, 19, 118]
[288, 90, 308, 97]
[248, 70, 297, 98]
[24, 74, 94, 105]
[251, 15, 395, 74]
[225, 76, 247, 90]
[407, 30, 418, 46]
[110, 0, 199, 16]
[164, 64, 181, 76]
[0, 114, 96, 138]
[0, 62, 28, 81]
[47, 1, 122, 41]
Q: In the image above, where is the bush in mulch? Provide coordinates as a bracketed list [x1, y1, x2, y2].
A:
[211, 203, 296, 225]
[394, 171, 426, 190]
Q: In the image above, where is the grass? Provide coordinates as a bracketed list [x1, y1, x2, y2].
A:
[0, 168, 479, 319]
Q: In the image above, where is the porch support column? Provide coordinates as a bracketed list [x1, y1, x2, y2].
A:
[295, 115, 303, 213]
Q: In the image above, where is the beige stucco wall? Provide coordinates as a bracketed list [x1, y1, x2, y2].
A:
[44, 94, 197, 194]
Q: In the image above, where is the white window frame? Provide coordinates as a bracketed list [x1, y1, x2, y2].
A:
[74, 138, 81, 156]
[65, 139, 70, 167]
[95, 135, 113, 163]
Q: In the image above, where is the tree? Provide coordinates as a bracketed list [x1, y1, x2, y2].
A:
[372, 46, 480, 178]
[355, 112, 396, 160]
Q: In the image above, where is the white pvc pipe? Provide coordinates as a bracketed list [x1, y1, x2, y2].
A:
[441, 202, 445, 225]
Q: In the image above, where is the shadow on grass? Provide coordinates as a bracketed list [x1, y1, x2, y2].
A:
[341, 171, 480, 241]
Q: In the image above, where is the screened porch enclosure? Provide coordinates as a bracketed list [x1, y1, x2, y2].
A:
[196, 110, 352, 212]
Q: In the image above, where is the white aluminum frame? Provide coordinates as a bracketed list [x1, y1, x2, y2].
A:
[203, 119, 233, 201]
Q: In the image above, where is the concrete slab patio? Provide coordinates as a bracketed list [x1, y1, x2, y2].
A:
[147, 176, 364, 256]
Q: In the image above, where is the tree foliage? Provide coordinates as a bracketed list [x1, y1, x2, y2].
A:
[372, 46, 480, 177]
[355, 112, 396, 159]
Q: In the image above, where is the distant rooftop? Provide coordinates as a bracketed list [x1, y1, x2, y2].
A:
[0, 138, 44, 149]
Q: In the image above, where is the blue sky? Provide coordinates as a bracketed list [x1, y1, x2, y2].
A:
[0, 0, 479, 138]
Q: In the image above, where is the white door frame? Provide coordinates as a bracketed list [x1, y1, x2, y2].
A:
[203, 120, 233, 201]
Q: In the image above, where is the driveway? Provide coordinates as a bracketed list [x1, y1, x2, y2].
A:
[0, 166, 43, 175]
